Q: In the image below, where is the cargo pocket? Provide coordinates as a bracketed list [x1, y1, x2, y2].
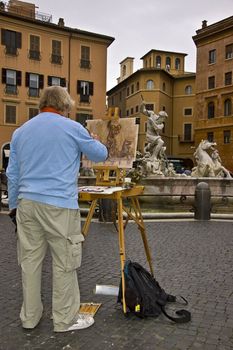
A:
[66, 234, 84, 272]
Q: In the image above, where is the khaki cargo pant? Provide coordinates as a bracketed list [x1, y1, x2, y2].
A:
[16, 199, 84, 332]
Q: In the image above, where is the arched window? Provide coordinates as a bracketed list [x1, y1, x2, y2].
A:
[136, 81, 140, 91]
[175, 58, 180, 70]
[146, 80, 154, 90]
[122, 65, 126, 76]
[224, 99, 232, 116]
[208, 102, 215, 119]
[185, 85, 192, 95]
[156, 55, 161, 68]
[166, 57, 171, 71]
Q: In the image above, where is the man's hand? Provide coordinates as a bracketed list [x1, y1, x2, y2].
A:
[9, 208, 17, 228]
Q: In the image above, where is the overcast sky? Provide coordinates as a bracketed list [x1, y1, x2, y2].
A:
[34, 0, 233, 90]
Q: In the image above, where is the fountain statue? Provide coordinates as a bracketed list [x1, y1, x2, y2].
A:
[191, 140, 231, 178]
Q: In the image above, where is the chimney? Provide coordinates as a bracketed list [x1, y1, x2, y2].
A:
[58, 18, 65, 27]
[202, 20, 207, 28]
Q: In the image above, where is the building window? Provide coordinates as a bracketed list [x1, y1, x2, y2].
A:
[224, 99, 232, 116]
[2, 68, 21, 95]
[185, 85, 192, 94]
[131, 107, 134, 115]
[80, 46, 91, 69]
[1, 29, 21, 55]
[136, 105, 139, 113]
[76, 113, 93, 126]
[126, 110, 129, 116]
[119, 91, 122, 101]
[122, 65, 126, 76]
[207, 132, 214, 142]
[225, 72, 232, 86]
[77, 80, 93, 103]
[131, 84, 134, 94]
[184, 124, 192, 141]
[208, 76, 215, 89]
[165, 57, 171, 71]
[225, 44, 233, 59]
[175, 57, 180, 70]
[127, 87, 130, 96]
[29, 35, 40, 60]
[48, 76, 66, 87]
[136, 81, 139, 91]
[145, 104, 154, 111]
[51, 40, 62, 64]
[208, 101, 215, 119]
[156, 55, 161, 68]
[28, 108, 39, 119]
[26, 72, 44, 97]
[146, 80, 154, 90]
[224, 130, 231, 144]
[208, 49, 216, 64]
[162, 82, 166, 91]
[5, 105, 17, 124]
[184, 108, 192, 116]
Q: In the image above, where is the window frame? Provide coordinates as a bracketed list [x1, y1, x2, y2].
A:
[146, 80, 154, 90]
[225, 72, 232, 86]
[185, 85, 192, 95]
[223, 130, 231, 144]
[208, 76, 215, 89]
[207, 101, 215, 119]
[29, 34, 41, 60]
[80, 45, 91, 69]
[5, 104, 17, 124]
[51, 39, 63, 64]
[183, 123, 192, 141]
[225, 44, 233, 60]
[208, 49, 216, 64]
[224, 99, 232, 116]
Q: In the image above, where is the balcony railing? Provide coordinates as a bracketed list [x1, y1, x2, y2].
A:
[79, 95, 90, 104]
[80, 59, 91, 69]
[28, 87, 39, 98]
[28, 50, 41, 60]
[51, 54, 63, 65]
[5, 85, 18, 95]
[5, 46, 18, 56]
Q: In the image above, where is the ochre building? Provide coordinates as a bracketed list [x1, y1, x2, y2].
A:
[0, 0, 114, 169]
[193, 17, 233, 172]
[107, 51, 196, 162]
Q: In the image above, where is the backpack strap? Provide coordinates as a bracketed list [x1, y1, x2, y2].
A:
[160, 305, 191, 323]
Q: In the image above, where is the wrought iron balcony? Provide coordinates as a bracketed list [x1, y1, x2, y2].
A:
[28, 50, 41, 60]
[80, 59, 91, 69]
[51, 54, 63, 65]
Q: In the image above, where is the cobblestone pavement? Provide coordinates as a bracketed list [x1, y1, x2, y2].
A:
[0, 213, 233, 350]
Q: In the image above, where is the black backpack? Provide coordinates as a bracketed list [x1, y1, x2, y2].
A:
[118, 260, 191, 323]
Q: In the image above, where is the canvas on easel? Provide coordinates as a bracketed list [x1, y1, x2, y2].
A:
[82, 117, 139, 169]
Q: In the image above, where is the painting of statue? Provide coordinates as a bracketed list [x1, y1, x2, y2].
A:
[82, 118, 139, 169]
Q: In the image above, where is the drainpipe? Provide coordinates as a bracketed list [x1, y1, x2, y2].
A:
[68, 32, 72, 93]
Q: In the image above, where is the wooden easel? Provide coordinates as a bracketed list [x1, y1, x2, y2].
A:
[79, 166, 154, 314]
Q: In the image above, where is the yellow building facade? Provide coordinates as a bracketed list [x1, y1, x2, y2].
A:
[193, 17, 233, 172]
[0, 0, 114, 169]
[107, 51, 196, 161]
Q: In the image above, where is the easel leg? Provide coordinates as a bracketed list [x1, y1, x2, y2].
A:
[131, 197, 154, 276]
[82, 199, 98, 236]
[117, 198, 127, 314]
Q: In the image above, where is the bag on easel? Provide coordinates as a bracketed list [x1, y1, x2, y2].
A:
[118, 260, 191, 323]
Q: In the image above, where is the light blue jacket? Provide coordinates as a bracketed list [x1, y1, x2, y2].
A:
[6, 112, 108, 209]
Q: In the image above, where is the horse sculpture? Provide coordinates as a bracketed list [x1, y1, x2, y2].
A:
[191, 140, 231, 178]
